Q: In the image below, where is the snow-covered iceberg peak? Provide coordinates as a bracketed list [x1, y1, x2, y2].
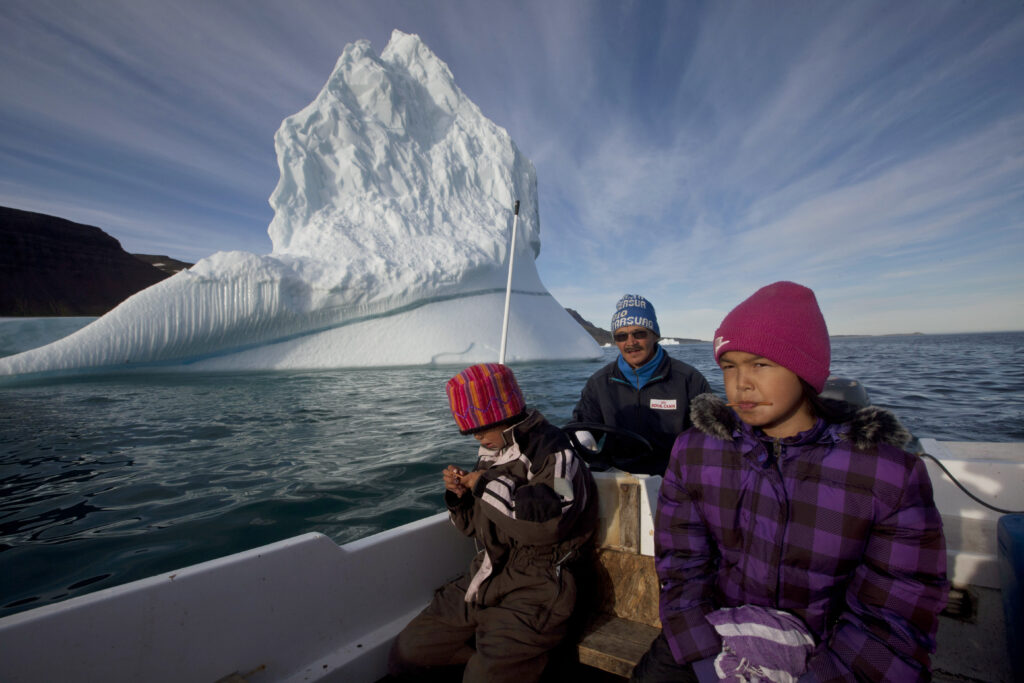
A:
[0, 30, 599, 379]
[270, 31, 540, 276]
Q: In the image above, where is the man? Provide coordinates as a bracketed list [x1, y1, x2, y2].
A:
[571, 294, 711, 475]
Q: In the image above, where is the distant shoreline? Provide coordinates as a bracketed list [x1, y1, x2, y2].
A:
[830, 332, 925, 338]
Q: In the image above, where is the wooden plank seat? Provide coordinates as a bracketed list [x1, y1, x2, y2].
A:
[574, 472, 663, 678]
[578, 612, 660, 678]
[576, 548, 661, 677]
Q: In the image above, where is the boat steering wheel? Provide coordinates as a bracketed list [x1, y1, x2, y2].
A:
[561, 421, 654, 472]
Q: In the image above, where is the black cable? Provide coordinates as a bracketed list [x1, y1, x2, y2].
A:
[920, 451, 1024, 515]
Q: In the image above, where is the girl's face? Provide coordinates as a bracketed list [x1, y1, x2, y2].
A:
[719, 350, 815, 439]
[473, 425, 508, 451]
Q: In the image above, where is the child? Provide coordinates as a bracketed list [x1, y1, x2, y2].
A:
[633, 282, 949, 683]
[389, 363, 597, 683]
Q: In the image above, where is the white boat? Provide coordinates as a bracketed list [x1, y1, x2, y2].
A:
[0, 438, 1020, 683]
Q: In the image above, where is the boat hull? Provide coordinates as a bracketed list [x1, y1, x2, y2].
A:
[0, 514, 474, 683]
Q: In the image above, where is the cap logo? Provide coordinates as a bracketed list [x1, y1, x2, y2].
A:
[714, 336, 730, 355]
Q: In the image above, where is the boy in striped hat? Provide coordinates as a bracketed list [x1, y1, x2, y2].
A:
[389, 363, 597, 683]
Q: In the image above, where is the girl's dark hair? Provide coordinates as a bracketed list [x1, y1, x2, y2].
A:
[802, 381, 860, 424]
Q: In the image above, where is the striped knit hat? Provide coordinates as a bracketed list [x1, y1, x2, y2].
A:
[446, 363, 527, 434]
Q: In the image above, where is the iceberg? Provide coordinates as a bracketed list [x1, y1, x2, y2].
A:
[0, 30, 600, 379]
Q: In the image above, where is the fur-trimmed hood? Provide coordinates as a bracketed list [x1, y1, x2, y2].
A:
[689, 393, 912, 452]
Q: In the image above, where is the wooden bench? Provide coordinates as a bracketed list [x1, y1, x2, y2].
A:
[575, 472, 663, 678]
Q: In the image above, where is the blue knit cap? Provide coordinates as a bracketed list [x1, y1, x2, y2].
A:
[611, 294, 660, 336]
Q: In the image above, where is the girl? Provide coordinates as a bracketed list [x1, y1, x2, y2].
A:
[633, 282, 949, 683]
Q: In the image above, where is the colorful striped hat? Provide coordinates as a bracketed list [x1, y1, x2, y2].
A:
[446, 363, 527, 434]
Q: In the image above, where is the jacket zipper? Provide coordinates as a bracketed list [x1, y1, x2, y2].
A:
[773, 440, 790, 608]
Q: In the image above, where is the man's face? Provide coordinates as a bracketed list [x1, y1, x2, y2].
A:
[614, 325, 659, 368]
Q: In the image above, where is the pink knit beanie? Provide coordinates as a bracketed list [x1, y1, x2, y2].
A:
[446, 363, 527, 434]
[713, 281, 831, 393]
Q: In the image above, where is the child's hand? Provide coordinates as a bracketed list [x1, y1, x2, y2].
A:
[444, 465, 469, 496]
[459, 470, 483, 492]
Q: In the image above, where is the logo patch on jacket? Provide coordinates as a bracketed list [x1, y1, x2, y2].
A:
[650, 398, 677, 410]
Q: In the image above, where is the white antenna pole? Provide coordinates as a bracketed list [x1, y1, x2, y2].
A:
[498, 200, 520, 364]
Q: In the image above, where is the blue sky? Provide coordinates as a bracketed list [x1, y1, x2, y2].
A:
[2, 1, 1022, 338]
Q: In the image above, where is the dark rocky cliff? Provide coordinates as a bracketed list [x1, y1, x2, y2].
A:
[567, 307, 703, 346]
[567, 308, 613, 346]
[131, 253, 193, 277]
[0, 206, 185, 316]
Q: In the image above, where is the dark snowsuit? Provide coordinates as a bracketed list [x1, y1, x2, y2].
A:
[390, 410, 597, 683]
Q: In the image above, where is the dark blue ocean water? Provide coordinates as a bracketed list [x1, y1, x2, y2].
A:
[1, 322, 1022, 618]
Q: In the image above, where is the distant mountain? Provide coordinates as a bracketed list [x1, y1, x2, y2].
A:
[566, 308, 613, 346]
[132, 253, 193, 276]
[0, 206, 192, 316]
[565, 308, 705, 346]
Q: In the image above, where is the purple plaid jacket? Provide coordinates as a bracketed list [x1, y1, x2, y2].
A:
[656, 394, 949, 682]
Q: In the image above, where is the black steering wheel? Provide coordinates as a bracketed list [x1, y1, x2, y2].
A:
[561, 421, 654, 472]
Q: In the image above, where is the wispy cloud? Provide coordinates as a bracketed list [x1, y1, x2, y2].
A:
[1, 0, 1021, 333]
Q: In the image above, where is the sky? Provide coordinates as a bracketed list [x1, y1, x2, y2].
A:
[2, 0, 1022, 339]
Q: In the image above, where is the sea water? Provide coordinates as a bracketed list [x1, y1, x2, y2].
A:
[1, 322, 1022, 617]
